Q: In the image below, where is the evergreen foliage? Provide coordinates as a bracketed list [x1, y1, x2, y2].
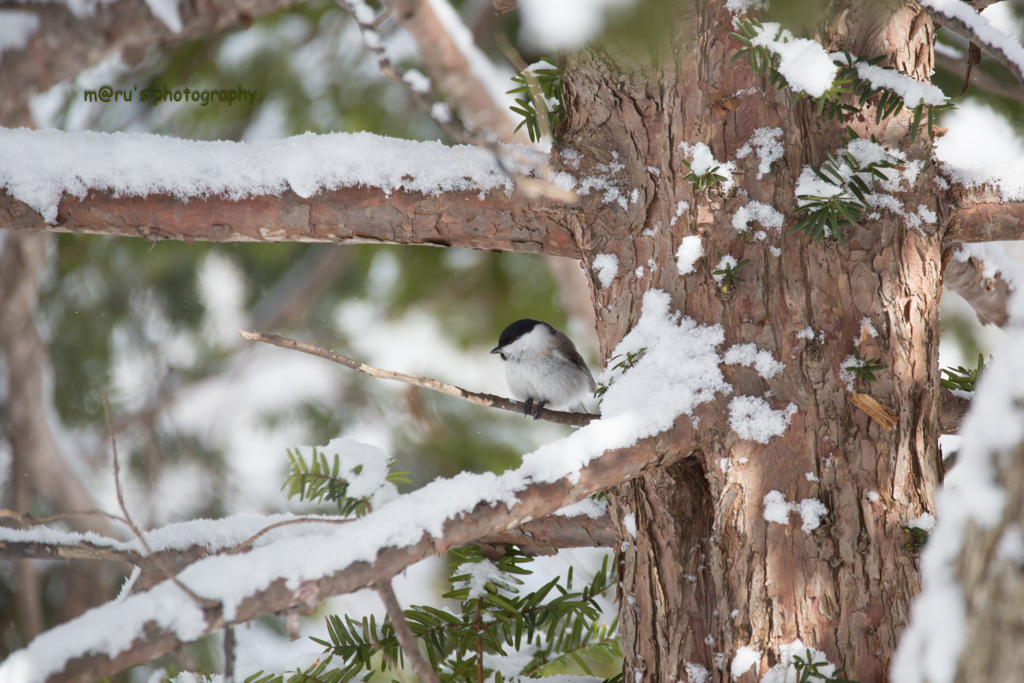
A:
[730, 18, 953, 142]
[845, 349, 888, 384]
[940, 353, 987, 393]
[682, 160, 729, 191]
[712, 256, 751, 290]
[508, 66, 566, 143]
[792, 649, 858, 683]
[242, 545, 620, 683]
[282, 447, 410, 516]
[791, 129, 899, 245]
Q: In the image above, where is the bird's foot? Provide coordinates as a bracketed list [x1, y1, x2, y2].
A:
[522, 398, 534, 417]
[532, 401, 546, 421]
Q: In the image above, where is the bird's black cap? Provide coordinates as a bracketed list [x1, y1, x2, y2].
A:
[490, 319, 544, 353]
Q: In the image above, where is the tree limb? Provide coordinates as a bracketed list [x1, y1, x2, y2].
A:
[946, 188, 1024, 244]
[934, 50, 1024, 103]
[383, 0, 527, 146]
[942, 247, 1011, 326]
[4, 422, 695, 682]
[376, 580, 441, 683]
[920, 0, 1024, 85]
[0, 513, 615, 578]
[0, 0, 306, 129]
[238, 330, 600, 427]
[0, 186, 578, 257]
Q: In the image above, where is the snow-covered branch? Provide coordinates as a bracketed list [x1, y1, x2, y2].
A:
[0, 511, 614, 577]
[919, 0, 1024, 86]
[0, 128, 575, 256]
[943, 246, 1012, 326]
[947, 187, 1024, 244]
[0, 0, 304, 128]
[0, 424, 691, 682]
[239, 330, 599, 426]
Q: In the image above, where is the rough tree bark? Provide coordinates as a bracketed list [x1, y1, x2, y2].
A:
[557, 2, 947, 681]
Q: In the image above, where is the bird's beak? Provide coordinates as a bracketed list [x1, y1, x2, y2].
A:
[490, 346, 502, 354]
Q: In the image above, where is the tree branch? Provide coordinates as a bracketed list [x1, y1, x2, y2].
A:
[920, 0, 1024, 86]
[0, 185, 577, 257]
[376, 580, 441, 683]
[0, 0, 306, 129]
[942, 247, 1011, 326]
[0, 512, 615, 576]
[383, 0, 527, 146]
[2, 422, 694, 682]
[238, 330, 599, 427]
[934, 50, 1024, 103]
[946, 188, 1024, 244]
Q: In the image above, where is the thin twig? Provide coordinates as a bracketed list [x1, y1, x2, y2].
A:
[238, 330, 599, 427]
[100, 391, 218, 608]
[224, 624, 236, 683]
[228, 518, 352, 555]
[376, 579, 441, 683]
[0, 508, 129, 527]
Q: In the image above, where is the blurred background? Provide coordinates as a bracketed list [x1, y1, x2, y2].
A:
[0, 0, 1021, 677]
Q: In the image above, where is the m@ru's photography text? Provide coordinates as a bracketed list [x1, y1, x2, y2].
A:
[84, 86, 258, 106]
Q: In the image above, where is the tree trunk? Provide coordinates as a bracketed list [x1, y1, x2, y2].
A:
[560, 2, 945, 680]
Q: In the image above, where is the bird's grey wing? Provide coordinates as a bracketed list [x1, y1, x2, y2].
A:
[553, 331, 596, 391]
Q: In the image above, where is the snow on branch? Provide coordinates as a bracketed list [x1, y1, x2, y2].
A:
[0, 128, 576, 256]
[946, 182, 1024, 243]
[919, 0, 1024, 86]
[238, 329, 599, 427]
[943, 244, 1013, 326]
[0, 426, 690, 681]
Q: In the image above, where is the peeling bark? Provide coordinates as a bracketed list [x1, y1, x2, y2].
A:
[943, 250, 1011, 326]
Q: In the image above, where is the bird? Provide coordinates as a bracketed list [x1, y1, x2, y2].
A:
[490, 319, 596, 420]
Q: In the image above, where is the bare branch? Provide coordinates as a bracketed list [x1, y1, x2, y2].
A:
[934, 50, 1024, 103]
[947, 188, 1024, 244]
[1, 186, 577, 257]
[101, 391, 219, 608]
[920, 1, 1024, 86]
[376, 580, 441, 683]
[943, 248, 1011, 326]
[224, 625, 236, 683]
[238, 330, 599, 427]
[383, 0, 527, 146]
[0, 0, 306, 128]
[9, 422, 695, 682]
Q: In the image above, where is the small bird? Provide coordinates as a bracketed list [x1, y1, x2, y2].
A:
[490, 319, 595, 420]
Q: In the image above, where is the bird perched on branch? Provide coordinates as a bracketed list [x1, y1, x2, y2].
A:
[490, 319, 595, 420]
